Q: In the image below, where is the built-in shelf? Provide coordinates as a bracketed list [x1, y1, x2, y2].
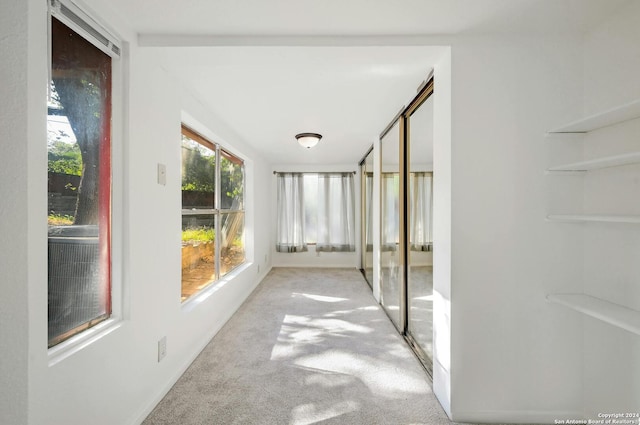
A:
[548, 98, 640, 133]
[546, 214, 640, 223]
[547, 151, 640, 172]
[547, 293, 640, 336]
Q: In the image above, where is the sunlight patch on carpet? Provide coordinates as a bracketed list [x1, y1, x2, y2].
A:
[294, 349, 431, 398]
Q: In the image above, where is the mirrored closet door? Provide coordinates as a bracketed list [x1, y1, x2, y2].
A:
[406, 90, 434, 368]
[360, 147, 374, 288]
[380, 121, 403, 330]
[373, 77, 434, 374]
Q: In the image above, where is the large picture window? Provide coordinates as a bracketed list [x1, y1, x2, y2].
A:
[47, 14, 115, 347]
[181, 126, 245, 301]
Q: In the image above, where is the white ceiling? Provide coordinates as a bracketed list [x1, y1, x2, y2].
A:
[160, 46, 443, 165]
[89, 0, 631, 165]
[94, 0, 630, 36]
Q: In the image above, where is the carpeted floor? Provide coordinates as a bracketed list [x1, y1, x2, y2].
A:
[143, 267, 457, 425]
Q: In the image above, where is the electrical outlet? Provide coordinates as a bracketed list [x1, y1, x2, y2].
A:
[158, 336, 167, 362]
[257, 264, 260, 273]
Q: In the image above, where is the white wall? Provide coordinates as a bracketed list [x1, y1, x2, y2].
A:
[581, 2, 640, 417]
[1, 1, 273, 423]
[447, 35, 586, 423]
[0, 0, 45, 422]
[432, 47, 452, 418]
[443, 4, 640, 422]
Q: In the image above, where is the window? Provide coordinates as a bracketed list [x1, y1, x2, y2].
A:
[181, 126, 245, 302]
[276, 172, 355, 252]
[47, 10, 118, 347]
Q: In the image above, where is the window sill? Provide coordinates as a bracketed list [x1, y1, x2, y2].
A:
[181, 262, 252, 313]
[48, 317, 123, 367]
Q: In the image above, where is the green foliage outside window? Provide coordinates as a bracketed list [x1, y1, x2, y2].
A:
[181, 136, 243, 206]
[181, 136, 215, 192]
[181, 227, 215, 243]
[47, 140, 82, 176]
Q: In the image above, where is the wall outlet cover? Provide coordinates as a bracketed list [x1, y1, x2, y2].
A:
[157, 163, 167, 186]
[158, 336, 167, 362]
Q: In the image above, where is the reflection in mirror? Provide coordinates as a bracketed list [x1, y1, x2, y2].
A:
[361, 148, 374, 288]
[380, 121, 402, 328]
[407, 94, 434, 366]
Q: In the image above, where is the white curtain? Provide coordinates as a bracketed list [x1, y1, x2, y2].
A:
[276, 173, 307, 252]
[381, 172, 399, 251]
[409, 172, 433, 251]
[316, 173, 356, 252]
[365, 172, 373, 252]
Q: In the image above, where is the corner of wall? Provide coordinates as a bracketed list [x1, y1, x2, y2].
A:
[432, 46, 452, 419]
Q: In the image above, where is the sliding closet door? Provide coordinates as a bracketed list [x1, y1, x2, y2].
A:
[406, 93, 434, 368]
[360, 148, 374, 288]
[380, 121, 403, 329]
[375, 76, 434, 374]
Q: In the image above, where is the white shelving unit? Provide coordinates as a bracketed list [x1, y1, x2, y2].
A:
[546, 214, 640, 224]
[546, 99, 640, 223]
[546, 100, 640, 335]
[547, 294, 640, 336]
[548, 98, 640, 133]
[547, 151, 640, 172]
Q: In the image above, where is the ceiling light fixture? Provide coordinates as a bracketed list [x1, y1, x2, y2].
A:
[295, 132, 322, 149]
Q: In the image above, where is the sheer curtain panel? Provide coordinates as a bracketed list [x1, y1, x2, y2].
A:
[381, 172, 399, 251]
[316, 173, 356, 252]
[409, 172, 433, 251]
[276, 173, 307, 252]
[365, 172, 373, 252]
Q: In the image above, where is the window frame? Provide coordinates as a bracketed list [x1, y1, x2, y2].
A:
[47, 0, 124, 358]
[181, 124, 246, 302]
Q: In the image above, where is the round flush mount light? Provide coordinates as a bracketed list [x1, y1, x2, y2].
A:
[295, 132, 322, 149]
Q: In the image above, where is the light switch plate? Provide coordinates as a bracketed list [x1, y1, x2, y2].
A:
[157, 163, 166, 186]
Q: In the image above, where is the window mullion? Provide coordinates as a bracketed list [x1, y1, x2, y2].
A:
[215, 144, 221, 281]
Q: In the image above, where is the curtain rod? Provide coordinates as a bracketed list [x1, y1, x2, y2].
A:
[273, 171, 356, 175]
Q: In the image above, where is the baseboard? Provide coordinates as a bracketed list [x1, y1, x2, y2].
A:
[432, 360, 451, 418]
[452, 409, 583, 424]
[256, 265, 273, 284]
[129, 266, 272, 425]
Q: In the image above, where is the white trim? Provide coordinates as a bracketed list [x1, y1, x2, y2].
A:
[49, 0, 121, 58]
[110, 38, 128, 324]
[47, 318, 123, 366]
[453, 410, 584, 424]
[138, 34, 452, 48]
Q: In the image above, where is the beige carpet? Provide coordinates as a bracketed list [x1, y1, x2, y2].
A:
[143, 267, 457, 425]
